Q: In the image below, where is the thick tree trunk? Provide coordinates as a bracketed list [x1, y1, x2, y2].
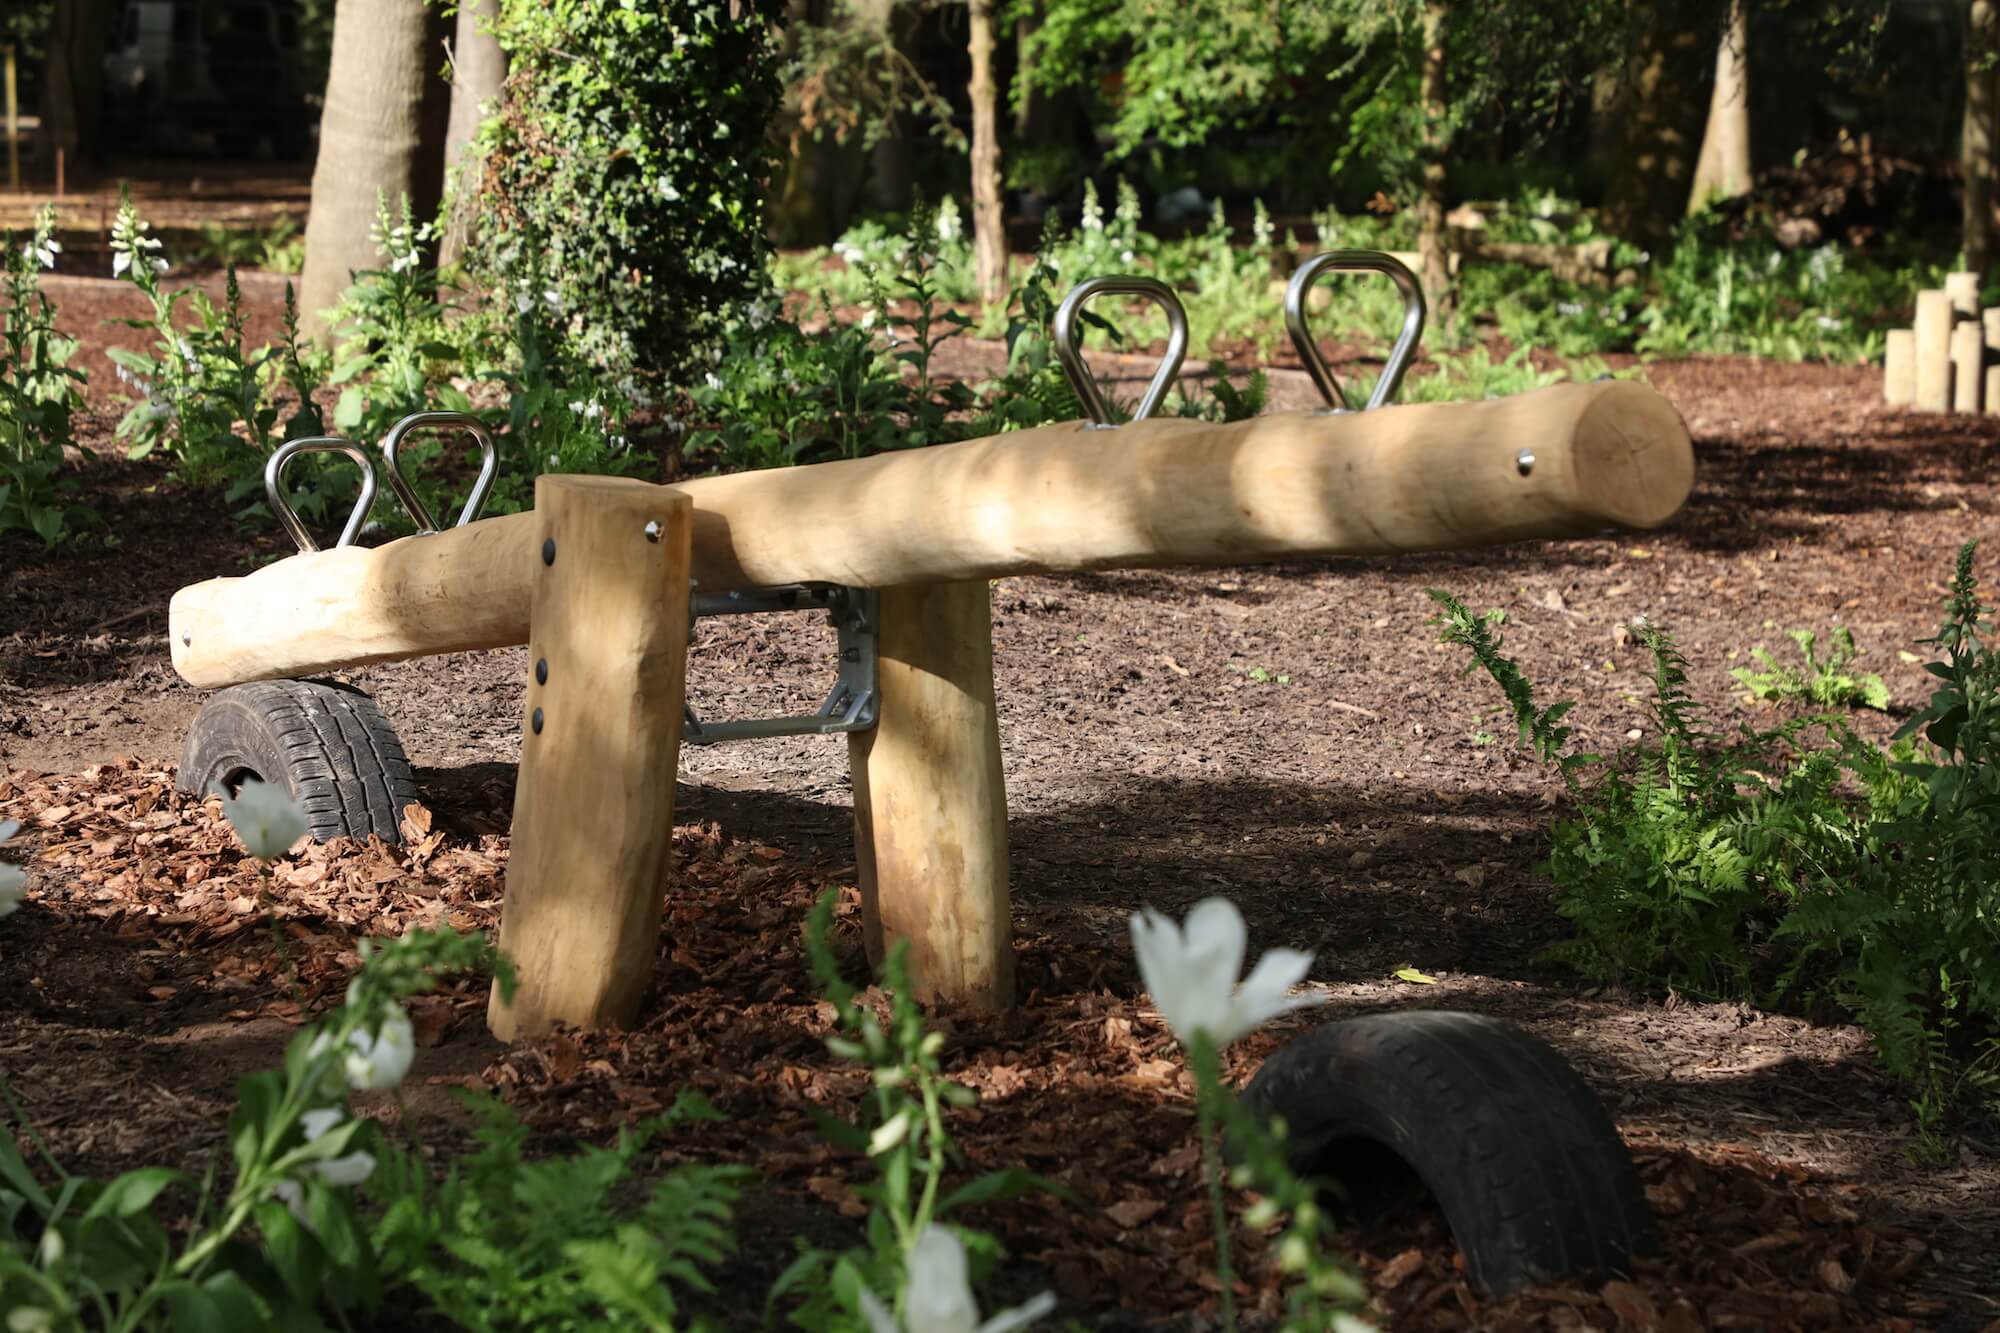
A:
[968, 0, 1007, 305]
[1602, 0, 1709, 248]
[1417, 0, 1454, 329]
[299, 0, 451, 338]
[35, 0, 110, 165]
[439, 0, 507, 270]
[1966, 0, 1998, 279]
[1687, 0, 1751, 214]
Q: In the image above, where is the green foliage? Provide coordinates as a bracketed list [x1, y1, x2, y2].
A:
[175, 219, 306, 276]
[773, 889, 1066, 1331]
[0, 205, 90, 546]
[1430, 555, 2000, 1145]
[1733, 626, 1891, 711]
[325, 197, 476, 443]
[0, 928, 511, 1332]
[480, 0, 783, 387]
[1633, 216, 1917, 364]
[368, 1092, 748, 1331]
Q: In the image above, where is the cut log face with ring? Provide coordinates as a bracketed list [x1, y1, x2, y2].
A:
[169, 380, 1694, 689]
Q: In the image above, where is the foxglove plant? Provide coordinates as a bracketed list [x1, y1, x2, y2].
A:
[0, 204, 87, 545]
[858, 1225, 1054, 1333]
[0, 775, 512, 1329]
[1130, 899, 1368, 1332]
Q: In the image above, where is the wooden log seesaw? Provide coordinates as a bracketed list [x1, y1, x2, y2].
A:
[166, 257, 1695, 1040]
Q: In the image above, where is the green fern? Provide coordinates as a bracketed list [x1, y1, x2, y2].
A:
[1433, 554, 2000, 1143]
[368, 1089, 749, 1331]
[1732, 625, 1891, 711]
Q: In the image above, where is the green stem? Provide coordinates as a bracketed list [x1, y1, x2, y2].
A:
[1193, 1039, 1236, 1333]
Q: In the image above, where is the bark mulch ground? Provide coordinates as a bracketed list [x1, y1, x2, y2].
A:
[2, 295, 1998, 1329]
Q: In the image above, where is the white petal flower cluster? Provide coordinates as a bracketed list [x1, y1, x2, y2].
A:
[342, 1006, 416, 1091]
[0, 820, 26, 919]
[860, 1226, 1055, 1333]
[1129, 898, 1323, 1048]
[216, 778, 308, 860]
[24, 236, 60, 270]
[109, 203, 167, 279]
[270, 1105, 378, 1229]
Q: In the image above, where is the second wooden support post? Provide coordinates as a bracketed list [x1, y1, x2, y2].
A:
[848, 580, 1016, 1011]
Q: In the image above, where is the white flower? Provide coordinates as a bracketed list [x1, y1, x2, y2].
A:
[704, 371, 723, 391]
[0, 864, 26, 919]
[27, 237, 59, 269]
[1815, 315, 1844, 331]
[1129, 898, 1322, 1047]
[217, 779, 308, 859]
[112, 248, 132, 278]
[299, 1105, 378, 1185]
[1557, 301, 1584, 317]
[269, 1178, 312, 1228]
[344, 1006, 415, 1091]
[859, 1226, 1055, 1333]
[657, 177, 683, 202]
[936, 197, 963, 244]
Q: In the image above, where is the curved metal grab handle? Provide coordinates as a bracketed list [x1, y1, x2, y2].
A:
[379, 411, 499, 533]
[1285, 250, 1427, 412]
[1052, 275, 1190, 428]
[265, 437, 379, 554]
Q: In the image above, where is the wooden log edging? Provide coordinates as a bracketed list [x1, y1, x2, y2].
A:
[169, 380, 1694, 690]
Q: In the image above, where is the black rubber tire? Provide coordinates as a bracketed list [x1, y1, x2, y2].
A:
[177, 679, 418, 844]
[1241, 1010, 1660, 1297]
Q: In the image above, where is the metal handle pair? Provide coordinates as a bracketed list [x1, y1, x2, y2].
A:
[1050, 250, 1427, 427]
[265, 412, 498, 553]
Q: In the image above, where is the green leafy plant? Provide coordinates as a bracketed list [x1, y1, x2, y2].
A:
[479, 0, 782, 387]
[0, 204, 90, 546]
[772, 889, 1066, 1331]
[366, 1091, 749, 1330]
[0, 928, 512, 1331]
[326, 195, 474, 442]
[1431, 555, 2000, 1149]
[1733, 626, 1891, 711]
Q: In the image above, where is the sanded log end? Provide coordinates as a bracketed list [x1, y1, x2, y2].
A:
[1570, 380, 1696, 531]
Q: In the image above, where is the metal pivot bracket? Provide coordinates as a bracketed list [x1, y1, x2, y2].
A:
[1052, 275, 1190, 428]
[1286, 250, 1427, 413]
[681, 584, 880, 745]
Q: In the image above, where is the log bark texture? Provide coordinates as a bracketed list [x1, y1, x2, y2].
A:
[849, 581, 1014, 1009]
[169, 381, 1696, 688]
[487, 477, 691, 1038]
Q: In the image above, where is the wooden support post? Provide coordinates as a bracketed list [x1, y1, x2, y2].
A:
[1915, 290, 1955, 412]
[848, 580, 1014, 1010]
[1984, 311, 2000, 415]
[489, 476, 692, 1039]
[1954, 319, 1986, 413]
[1884, 329, 1916, 406]
[1947, 271, 1983, 319]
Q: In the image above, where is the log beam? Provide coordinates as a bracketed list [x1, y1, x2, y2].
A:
[169, 381, 1695, 689]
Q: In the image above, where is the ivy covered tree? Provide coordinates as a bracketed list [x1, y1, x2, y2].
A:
[477, 0, 785, 388]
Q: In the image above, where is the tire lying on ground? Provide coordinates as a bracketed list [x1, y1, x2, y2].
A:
[1241, 1009, 1660, 1297]
[178, 679, 419, 844]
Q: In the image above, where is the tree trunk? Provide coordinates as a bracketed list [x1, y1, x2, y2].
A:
[1687, 0, 1751, 214]
[439, 0, 507, 270]
[35, 0, 110, 165]
[1602, 0, 1710, 248]
[1416, 0, 1454, 330]
[1966, 0, 1998, 279]
[301, 0, 452, 337]
[968, 0, 1007, 306]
